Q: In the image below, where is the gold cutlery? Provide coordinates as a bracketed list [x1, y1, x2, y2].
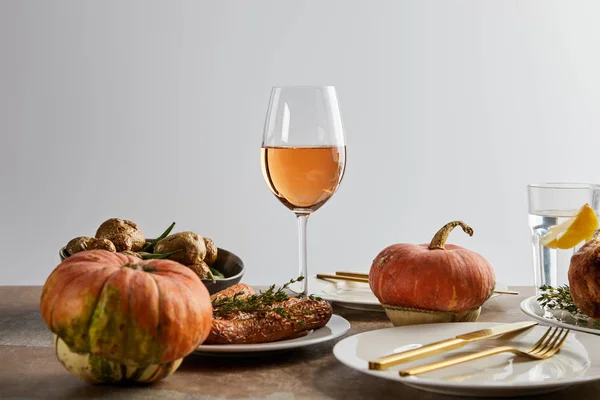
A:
[399, 326, 569, 376]
[368, 321, 538, 370]
[491, 290, 521, 295]
[316, 273, 368, 283]
[317, 272, 520, 296]
[335, 271, 370, 279]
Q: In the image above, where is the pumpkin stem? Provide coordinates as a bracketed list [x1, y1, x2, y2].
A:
[428, 221, 474, 250]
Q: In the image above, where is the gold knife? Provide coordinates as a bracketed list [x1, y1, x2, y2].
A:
[368, 321, 538, 370]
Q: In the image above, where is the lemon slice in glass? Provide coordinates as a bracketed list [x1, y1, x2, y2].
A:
[541, 203, 599, 249]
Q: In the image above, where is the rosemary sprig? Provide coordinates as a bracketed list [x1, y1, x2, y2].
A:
[212, 276, 305, 317]
[537, 284, 582, 315]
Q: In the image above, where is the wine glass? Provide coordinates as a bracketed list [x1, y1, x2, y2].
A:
[261, 86, 346, 296]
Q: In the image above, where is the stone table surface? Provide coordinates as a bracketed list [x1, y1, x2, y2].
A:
[2, 286, 600, 399]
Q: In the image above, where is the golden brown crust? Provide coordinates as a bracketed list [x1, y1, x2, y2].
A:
[210, 284, 255, 301]
[154, 232, 207, 265]
[188, 261, 211, 280]
[95, 218, 145, 252]
[108, 234, 133, 252]
[206, 297, 333, 344]
[86, 238, 116, 252]
[204, 238, 218, 266]
[569, 230, 600, 319]
[65, 236, 95, 255]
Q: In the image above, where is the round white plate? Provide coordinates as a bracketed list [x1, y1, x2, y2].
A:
[520, 295, 600, 335]
[333, 322, 600, 397]
[310, 275, 509, 312]
[309, 276, 383, 312]
[194, 314, 350, 354]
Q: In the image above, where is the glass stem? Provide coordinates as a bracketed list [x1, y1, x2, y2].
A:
[296, 213, 309, 296]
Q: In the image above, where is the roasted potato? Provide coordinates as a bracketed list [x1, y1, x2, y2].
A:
[87, 238, 116, 252]
[66, 236, 95, 255]
[95, 218, 145, 252]
[188, 261, 212, 280]
[154, 231, 206, 265]
[204, 237, 218, 266]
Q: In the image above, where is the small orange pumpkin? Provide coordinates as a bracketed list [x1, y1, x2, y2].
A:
[369, 221, 495, 325]
[40, 250, 213, 383]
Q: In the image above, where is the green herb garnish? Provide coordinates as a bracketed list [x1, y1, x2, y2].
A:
[212, 276, 304, 317]
[211, 276, 326, 327]
[537, 284, 582, 315]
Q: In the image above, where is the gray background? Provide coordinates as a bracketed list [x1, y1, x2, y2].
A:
[1, 1, 599, 286]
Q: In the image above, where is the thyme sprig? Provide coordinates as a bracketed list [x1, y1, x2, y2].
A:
[212, 276, 308, 319]
[537, 285, 582, 315]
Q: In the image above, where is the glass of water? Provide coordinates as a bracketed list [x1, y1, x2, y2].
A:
[528, 183, 600, 292]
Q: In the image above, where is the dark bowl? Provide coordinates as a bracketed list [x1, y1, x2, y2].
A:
[59, 244, 245, 295]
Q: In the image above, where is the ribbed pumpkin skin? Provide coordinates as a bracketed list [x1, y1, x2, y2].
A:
[40, 250, 212, 382]
[369, 243, 495, 313]
[54, 335, 183, 384]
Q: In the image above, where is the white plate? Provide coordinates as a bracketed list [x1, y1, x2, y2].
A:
[310, 275, 509, 312]
[520, 295, 600, 335]
[194, 314, 350, 354]
[333, 322, 600, 397]
[309, 276, 383, 312]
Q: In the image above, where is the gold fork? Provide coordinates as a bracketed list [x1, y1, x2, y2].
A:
[399, 327, 570, 377]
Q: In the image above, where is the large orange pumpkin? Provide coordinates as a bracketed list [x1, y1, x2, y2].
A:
[369, 221, 495, 324]
[40, 250, 212, 383]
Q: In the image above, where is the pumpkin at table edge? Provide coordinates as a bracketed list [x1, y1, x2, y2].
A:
[368, 221, 496, 325]
[40, 250, 213, 383]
